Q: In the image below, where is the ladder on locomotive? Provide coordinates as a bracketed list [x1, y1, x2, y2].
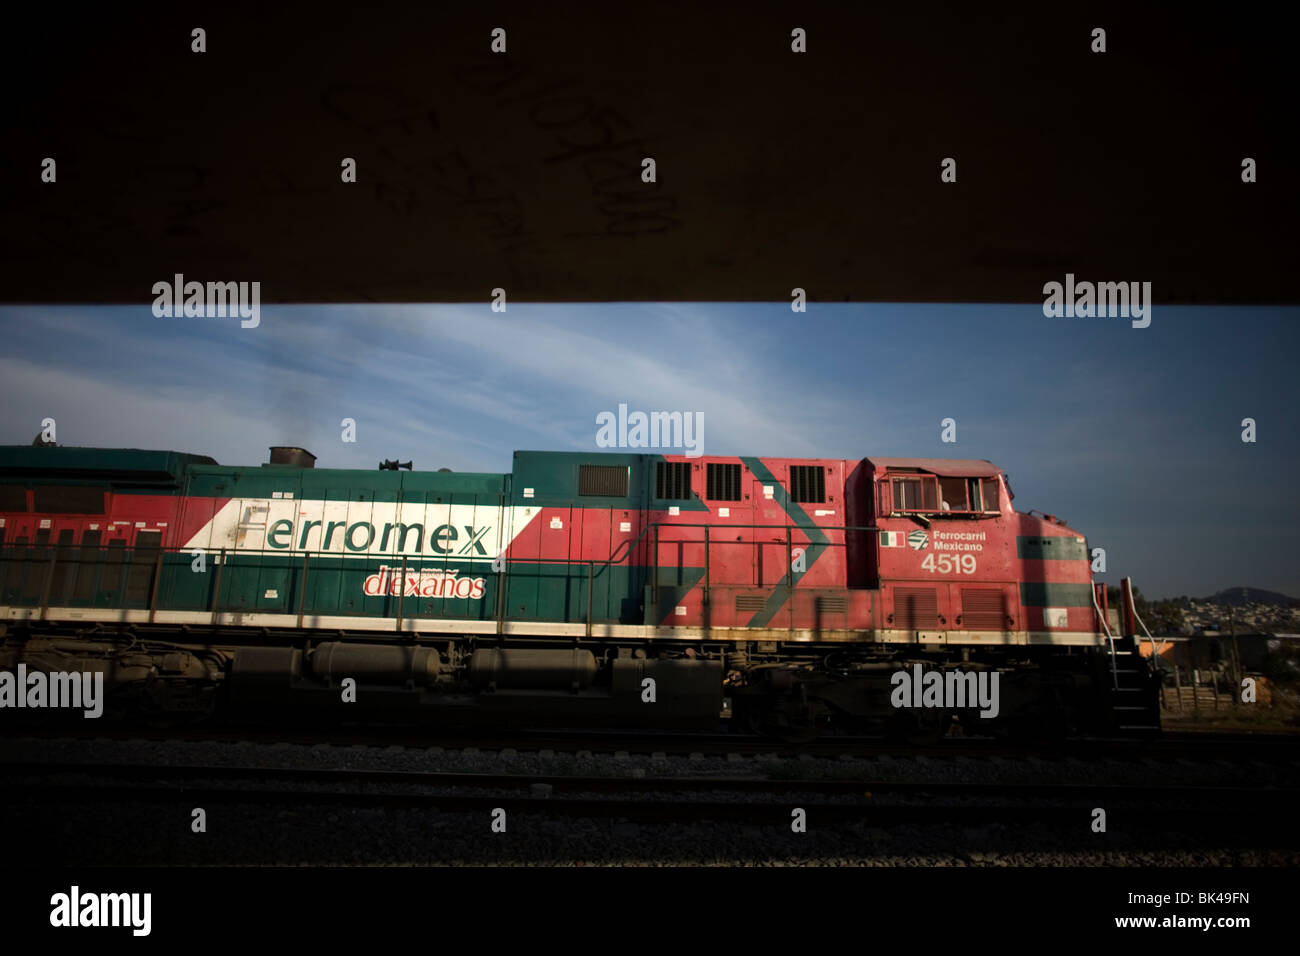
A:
[1097, 576, 1163, 735]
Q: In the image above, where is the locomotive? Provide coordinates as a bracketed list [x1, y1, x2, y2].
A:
[0, 444, 1160, 737]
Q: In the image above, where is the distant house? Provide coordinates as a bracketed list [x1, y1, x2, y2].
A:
[1137, 632, 1281, 672]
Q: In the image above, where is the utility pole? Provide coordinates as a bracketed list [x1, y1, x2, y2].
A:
[1229, 606, 1241, 707]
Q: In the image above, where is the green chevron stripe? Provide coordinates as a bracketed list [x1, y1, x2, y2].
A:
[739, 457, 829, 628]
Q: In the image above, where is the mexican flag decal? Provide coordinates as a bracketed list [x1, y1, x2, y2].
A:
[880, 531, 903, 548]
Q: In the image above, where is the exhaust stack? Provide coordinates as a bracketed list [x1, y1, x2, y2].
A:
[268, 446, 316, 468]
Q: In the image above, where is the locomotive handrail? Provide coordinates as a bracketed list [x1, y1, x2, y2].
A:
[585, 522, 882, 568]
[0, 524, 880, 556]
[0, 526, 1114, 651]
[638, 523, 882, 531]
[1092, 583, 1120, 689]
[0, 525, 879, 638]
[1, 521, 963, 643]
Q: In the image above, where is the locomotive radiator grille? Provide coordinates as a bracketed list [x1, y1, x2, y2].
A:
[893, 587, 938, 629]
[961, 587, 1007, 629]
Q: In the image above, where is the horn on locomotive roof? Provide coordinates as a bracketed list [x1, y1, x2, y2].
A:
[268, 446, 316, 468]
[379, 459, 413, 471]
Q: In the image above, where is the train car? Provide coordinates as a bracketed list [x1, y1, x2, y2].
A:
[0, 444, 1160, 737]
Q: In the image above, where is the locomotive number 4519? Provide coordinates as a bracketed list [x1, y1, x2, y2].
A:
[921, 554, 977, 574]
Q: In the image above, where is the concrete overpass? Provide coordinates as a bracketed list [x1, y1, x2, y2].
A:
[3, 4, 1295, 305]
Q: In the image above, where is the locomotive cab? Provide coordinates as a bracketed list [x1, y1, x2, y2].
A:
[848, 457, 1008, 591]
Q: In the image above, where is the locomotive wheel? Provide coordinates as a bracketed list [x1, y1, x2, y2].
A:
[739, 697, 822, 742]
[885, 708, 952, 744]
[1000, 688, 1070, 740]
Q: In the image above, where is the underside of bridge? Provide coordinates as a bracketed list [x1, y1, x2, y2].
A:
[3, 4, 1294, 306]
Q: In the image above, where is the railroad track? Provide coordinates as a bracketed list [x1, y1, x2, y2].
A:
[4, 723, 1299, 763]
[6, 758, 1299, 797]
[3, 759, 1296, 833]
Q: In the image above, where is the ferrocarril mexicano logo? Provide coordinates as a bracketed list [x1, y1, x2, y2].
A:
[932, 530, 986, 552]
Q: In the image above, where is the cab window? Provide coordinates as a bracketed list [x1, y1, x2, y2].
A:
[889, 475, 938, 512]
[938, 477, 967, 511]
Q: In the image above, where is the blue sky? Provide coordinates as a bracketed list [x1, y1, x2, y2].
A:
[0, 302, 1295, 599]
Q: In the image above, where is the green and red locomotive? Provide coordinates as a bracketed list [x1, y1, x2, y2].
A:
[0, 444, 1158, 736]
